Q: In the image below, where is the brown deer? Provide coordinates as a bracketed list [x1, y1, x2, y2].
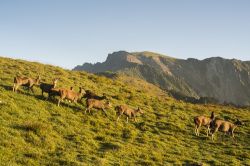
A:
[83, 90, 107, 100]
[40, 78, 59, 98]
[13, 76, 41, 93]
[210, 119, 243, 141]
[85, 99, 112, 116]
[194, 112, 215, 136]
[57, 87, 85, 106]
[115, 105, 144, 123]
[49, 86, 72, 99]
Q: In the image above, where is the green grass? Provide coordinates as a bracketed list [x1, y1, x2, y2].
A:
[0, 57, 249, 165]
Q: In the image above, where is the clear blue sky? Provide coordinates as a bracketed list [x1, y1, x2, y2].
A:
[0, 0, 249, 69]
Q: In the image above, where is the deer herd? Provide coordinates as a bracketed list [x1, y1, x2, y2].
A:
[12, 75, 244, 142]
[12, 75, 144, 123]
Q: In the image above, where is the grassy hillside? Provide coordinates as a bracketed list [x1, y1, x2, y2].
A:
[0, 57, 249, 165]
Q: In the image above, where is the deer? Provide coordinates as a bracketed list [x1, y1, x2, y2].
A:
[194, 111, 215, 136]
[13, 76, 41, 93]
[83, 90, 107, 100]
[57, 87, 85, 106]
[115, 105, 144, 123]
[40, 78, 59, 98]
[48, 86, 73, 100]
[85, 99, 112, 116]
[210, 119, 243, 141]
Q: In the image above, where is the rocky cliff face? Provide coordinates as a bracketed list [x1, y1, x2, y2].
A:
[73, 51, 250, 106]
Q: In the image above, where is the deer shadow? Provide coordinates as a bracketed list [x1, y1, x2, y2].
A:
[0, 84, 13, 91]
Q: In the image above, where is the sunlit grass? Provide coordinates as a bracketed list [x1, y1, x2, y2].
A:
[0, 57, 249, 165]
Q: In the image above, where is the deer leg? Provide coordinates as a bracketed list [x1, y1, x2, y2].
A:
[197, 126, 200, 136]
[211, 133, 215, 141]
[195, 126, 199, 136]
[211, 127, 218, 142]
[194, 125, 197, 136]
[102, 108, 108, 117]
[14, 85, 19, 93]
[57, 98, 61, 106]
[126, 117, 129, 123]
[47, 92, 51, 100]
[231, 129, 235, 139]
[88, 108, 92, 114]
[207, 126, 210, 137]
[231, 130, 236, 142]
[66, 99, 71, 107]
[13, 84, 16, 92]
[116, 115, 121, 122]
[30, 86, 34, 93]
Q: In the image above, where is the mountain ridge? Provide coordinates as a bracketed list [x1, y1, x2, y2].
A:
[73, 51, 250, 106]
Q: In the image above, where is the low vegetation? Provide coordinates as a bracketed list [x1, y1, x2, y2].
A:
[0, 57, 249, 165]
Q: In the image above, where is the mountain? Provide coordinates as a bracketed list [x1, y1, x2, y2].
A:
[74, 51, 250, 106]
[1, 56, 250, 165]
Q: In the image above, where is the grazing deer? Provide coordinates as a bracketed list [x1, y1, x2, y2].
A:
[115, 105, 144, 123]
[57, 87, 85, 106]
[85, 99, 111, 116]
[13, 76, 41, 93]
[194, 112, 215, 136]
[40, 78, 59, 98]
[210, 119, 243, 141]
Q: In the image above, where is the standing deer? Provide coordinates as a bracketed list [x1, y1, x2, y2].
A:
[210, 119, 243, 141]
[13, 76, 41, 93]
[85, 99, 111, 116]
[194, 112, 215, 136]
[115, 105, 144, 123]
[40, 78, 59, 98]
[57, 87, 85, 106]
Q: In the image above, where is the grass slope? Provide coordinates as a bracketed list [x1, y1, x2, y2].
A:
[0, 57, 249, 166]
